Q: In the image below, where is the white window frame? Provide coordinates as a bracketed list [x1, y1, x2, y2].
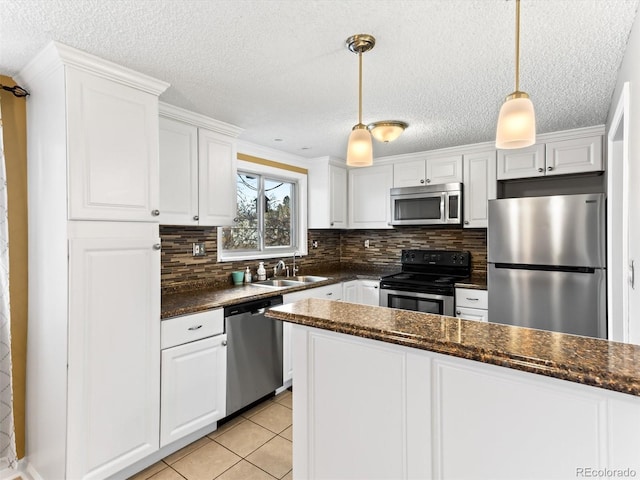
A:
[218, 159, 307, 261]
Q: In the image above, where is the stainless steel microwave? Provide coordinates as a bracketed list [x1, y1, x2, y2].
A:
[390, 183, 462, 226]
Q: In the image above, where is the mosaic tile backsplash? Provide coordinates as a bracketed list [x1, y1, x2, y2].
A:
[160, 226, 487, 293]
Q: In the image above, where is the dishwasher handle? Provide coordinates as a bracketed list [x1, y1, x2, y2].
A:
[224, 295, 284, 317]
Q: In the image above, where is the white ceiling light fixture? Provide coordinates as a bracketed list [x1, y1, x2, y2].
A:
[495, 0, 536, 149]
[345, 34, 376, 167]
[367, 121, 409, 143]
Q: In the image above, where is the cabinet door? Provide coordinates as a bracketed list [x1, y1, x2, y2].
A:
[342, 280, 359, 303]
[426, 155, 463, 184]
[349, 164, 393, 229]
[463, 150, 496, 228]
[198, 128, 237, 226]
[330, 165, 348, 228]
[159, 117, 199, 225]
[160, 334, 227, 447]
[66, 68, 160, 222]
[358, 280, 381, 306]
[496, 144, 545, 180]
[393, 159, 425, 187]
[67, 223, 160, 479]
[455, 306, 488, 322]
[545, 135, 603, 176]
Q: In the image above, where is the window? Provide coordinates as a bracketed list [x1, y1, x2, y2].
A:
[218, 156, 307, 261]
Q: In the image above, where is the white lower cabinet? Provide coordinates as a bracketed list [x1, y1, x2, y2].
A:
[342, 279, 380, 306]
[67, 222, 161, 480]
[455, 287, 488, 322]
[160, 331, 227, 447]
[292, 325, 640, 480]
[282, 283, 343, 386]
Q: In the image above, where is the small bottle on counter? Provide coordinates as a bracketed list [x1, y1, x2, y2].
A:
[257, 262, 266, 281]
[244, 267, 252, 283]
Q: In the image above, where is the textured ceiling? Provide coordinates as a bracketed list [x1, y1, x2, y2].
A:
[1, 0, 638, 160]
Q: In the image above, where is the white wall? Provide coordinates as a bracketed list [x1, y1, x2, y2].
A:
[607, 10, 640, 344]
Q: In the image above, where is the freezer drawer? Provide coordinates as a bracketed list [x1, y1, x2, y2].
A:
[488, 264, 606, 339]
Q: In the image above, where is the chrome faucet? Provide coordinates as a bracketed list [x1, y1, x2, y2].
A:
[292, 251, 301, 276]
[274, 260, 286, 277]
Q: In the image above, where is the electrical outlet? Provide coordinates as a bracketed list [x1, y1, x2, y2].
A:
[312, 240, 318, 249]
[364, 239, 370, 249]
[192, 242, 206, 257]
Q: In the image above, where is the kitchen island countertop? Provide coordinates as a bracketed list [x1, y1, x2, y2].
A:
[266, 298, 640, 397]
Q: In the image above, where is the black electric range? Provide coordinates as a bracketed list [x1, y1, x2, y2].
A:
[379, 249, 471, 315]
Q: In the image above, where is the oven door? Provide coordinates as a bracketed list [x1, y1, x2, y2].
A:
[379, 288, 454, 316]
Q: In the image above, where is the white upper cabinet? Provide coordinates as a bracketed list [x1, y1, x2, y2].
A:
[349, 164, 393, 229]
[463, 149, 497, 228]
[497, 144, 546, 180]
[393, 155, 462, 188]
[308, 157, 347, 229]
[158, 103, 243, 227]
[66, 67, 162, 221]
[497, 130, 603, 180]
[545, 135, 603, 175]
[198, 128, 238, 226]
[158, 117, 199, 225]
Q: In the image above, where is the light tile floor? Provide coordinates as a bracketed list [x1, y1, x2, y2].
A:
[129, 390, 293, 480]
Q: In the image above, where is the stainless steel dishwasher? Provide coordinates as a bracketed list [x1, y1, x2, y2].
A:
[224, 295, 283, 416]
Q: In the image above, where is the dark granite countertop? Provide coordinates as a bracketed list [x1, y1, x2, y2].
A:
[266, 298, 640, 397]
[161, 267, 394, 319]
[455, 273, 487, 290]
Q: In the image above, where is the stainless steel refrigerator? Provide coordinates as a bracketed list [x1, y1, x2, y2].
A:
[488, 193, 606, 338]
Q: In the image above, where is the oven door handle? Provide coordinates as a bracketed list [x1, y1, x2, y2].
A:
[379, 288, 451, 302]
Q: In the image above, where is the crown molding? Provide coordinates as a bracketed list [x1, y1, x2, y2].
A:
[159, 102, 243, 137]
[17, 41, 169, 96]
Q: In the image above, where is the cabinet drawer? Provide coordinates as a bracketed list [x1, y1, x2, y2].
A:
[162, 308, 224, 349]
[455, 288, 488, 309]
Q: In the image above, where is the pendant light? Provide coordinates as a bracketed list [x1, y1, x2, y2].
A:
[346, 34, 375, 167]
[495, 0, 536, 149]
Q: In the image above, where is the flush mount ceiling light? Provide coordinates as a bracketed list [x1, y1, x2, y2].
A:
[367, 121, 409, 143]
[495, 0, 536, 149]
[345, 34, 376, 167]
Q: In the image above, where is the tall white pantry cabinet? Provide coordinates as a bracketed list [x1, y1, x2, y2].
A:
[17, 42, 169, 480]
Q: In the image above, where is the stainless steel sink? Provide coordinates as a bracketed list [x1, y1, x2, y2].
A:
[290, 275, 329, 283]
[252, 279, 305, 288]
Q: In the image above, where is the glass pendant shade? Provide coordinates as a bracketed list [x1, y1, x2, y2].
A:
[495, 95, 536, 149]
[346, 125, 373, 166]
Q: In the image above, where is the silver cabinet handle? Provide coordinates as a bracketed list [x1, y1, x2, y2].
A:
[153, 243, 161, 250]
[426, 178, 431, 183]
[326, 292, 333, 296]
[188, 325, 203, 331]
[374, 285, 378, 289]
[420, 179, 425, 184]
[151, 209, 160, 216]
[630, 260, 635, 289]
[466, 297, 479, 301]
[537, 168, 544, 173]
[222, 340, 228, 346]
[456, 310, 461, 315]
[547, 166, 553, 171]
[464, 220, 470, 225]
[193, 215, 199, 221]
[330, 222, 334, 226]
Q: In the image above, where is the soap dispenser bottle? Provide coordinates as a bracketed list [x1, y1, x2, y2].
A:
[244, 267, 252, 283]
[257, 262, 266, 281]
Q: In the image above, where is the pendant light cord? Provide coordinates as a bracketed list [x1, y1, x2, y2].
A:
[358, 51, 363, 125]
[515, 0, 521, 92]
